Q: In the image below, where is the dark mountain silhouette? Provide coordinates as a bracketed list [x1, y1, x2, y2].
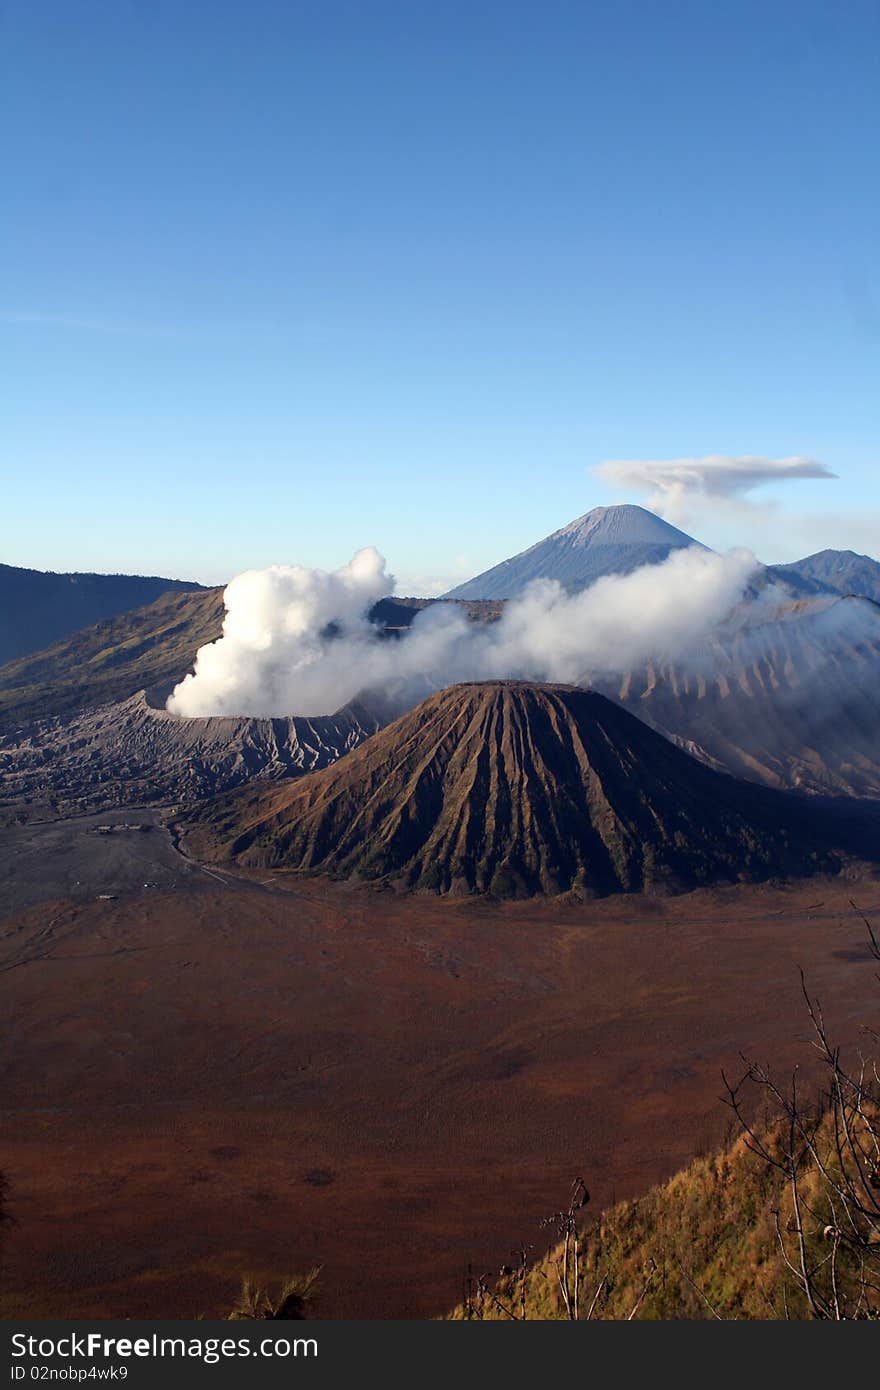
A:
[0, 586, 225, 733]
[183, 681, 851, 897]
[0, 562, 205, 666]
[443, 505, 705, 599]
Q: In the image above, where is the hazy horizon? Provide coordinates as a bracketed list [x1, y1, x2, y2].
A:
[3, 493, 878, 594]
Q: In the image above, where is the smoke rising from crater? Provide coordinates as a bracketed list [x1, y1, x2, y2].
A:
[167, 545, 760, 718]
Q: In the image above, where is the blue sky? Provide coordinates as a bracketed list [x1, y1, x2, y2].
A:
[2, 0, 878, 589]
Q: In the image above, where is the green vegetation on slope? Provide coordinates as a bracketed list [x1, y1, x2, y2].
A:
[0, 562, 205, 666]
[451, 1107, 879, 1320]
[228, 1270, 321, 1320]
[0, 587, 224, 732]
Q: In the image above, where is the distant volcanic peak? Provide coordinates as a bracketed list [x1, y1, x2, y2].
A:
[549, 504, 704, 550]
[774, 549, 880, 604]
[187, 680, 839, 899]
[443, 505, 706, 600]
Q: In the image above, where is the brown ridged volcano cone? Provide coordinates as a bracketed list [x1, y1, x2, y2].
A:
[182, 681, 842, 897]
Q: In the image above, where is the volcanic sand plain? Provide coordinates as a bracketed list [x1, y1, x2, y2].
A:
[1, 816, 878, 1318]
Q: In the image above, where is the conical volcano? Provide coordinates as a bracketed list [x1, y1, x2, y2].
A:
[184, 681, 842, 897]
[443, 504, 704, 599]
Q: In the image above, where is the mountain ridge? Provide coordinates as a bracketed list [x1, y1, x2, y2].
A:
[0, 561, 205, 666]
[770, 548, 880, 603]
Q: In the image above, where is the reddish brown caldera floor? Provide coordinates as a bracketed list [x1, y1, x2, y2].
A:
[1, 870, 878, 1318]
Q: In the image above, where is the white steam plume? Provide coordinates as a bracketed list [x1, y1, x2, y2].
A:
[168, 547, 394, 717]
[167, 545, 760, 718]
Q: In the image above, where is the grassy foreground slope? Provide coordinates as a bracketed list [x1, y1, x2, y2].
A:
[450, 1109, 879, 1319]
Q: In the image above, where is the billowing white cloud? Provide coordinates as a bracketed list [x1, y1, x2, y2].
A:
[595, 455, 837, 522]
[168, 547, 394, 717]
[168, 544, 759, 718]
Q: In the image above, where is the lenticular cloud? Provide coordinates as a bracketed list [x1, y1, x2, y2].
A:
[167, 544, 759, 718]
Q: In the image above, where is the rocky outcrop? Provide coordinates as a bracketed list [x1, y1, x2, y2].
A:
[0, 689, 386, 820]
